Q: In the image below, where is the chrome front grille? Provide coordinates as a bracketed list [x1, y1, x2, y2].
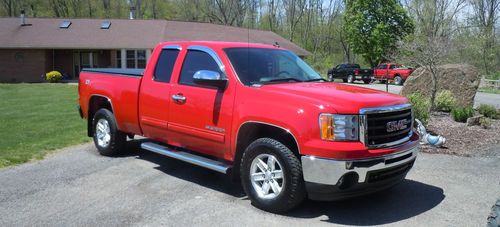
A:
[360, 104, 413, 148]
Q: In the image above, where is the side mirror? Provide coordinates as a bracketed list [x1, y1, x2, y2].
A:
[193, 70, 228, 89]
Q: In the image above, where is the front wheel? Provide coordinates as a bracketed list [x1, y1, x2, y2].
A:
[347, 75, 354, 83]
[240, 138, 306, 213]
[92, 109, 126, 156]
[394, 76, 403, 85]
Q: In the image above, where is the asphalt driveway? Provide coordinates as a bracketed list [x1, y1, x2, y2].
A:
[0, 141, 498, 226]
[347, 82, 500, 108]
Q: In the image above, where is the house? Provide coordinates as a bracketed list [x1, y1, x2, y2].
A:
[0, 17, 310, 83]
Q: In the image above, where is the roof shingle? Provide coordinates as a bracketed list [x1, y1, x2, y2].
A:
[0, 18, 310, 56]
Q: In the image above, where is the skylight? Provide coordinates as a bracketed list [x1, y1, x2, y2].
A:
[59, 20, 71, 29]
[100, 21, 111, 29]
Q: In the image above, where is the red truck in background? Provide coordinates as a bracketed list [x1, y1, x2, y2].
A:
[373, 63, 414, 85]
[78, 41, 419, 213]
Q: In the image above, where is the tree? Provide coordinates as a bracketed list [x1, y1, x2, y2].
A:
[344, 0, 414, 67]
[398, 36, 452, 110]
[469, 0, 500, 74]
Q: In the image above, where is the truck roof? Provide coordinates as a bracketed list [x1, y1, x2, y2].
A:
[157, 41, 285, 50]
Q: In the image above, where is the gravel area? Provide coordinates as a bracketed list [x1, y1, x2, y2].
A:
[421, 112, 500, 157]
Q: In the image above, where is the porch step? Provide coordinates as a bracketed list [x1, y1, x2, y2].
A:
[141, 142, 231, 174]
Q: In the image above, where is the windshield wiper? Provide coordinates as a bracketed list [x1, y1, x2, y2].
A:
[260, 77, 304, 84]
[304, 78, 327, 82]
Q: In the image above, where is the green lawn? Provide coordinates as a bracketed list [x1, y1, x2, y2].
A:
[0, 83, 90, 168]
[479, 87, 500, 94]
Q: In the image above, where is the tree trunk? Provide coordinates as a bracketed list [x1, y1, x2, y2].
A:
[429, 66, 438, 111]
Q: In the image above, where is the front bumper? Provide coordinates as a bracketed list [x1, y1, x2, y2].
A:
[301, 145, 418, 200]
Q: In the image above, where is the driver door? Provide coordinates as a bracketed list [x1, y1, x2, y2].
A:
[166, 47, 234, 158]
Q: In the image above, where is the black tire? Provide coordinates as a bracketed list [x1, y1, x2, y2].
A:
[327, 74, 333, 82]
[487, 199, 500, 227]
[347, 75, 354, 83]
[363, 79, 371, 84]
[394, 75, 403, 86]
[92, 108, 126, 156]
[342, 78, 348, 83]
[240, 138, 306, 213]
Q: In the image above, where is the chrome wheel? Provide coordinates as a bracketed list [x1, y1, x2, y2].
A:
[394, 76, 402, 85]
[347, 75, 354, 83]
[250, 154, 285, 200]
[96, 119, 111, 148]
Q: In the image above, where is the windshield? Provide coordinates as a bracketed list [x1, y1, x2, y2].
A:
[224, 48, 322, 86]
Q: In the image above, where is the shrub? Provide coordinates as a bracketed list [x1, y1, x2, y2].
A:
[407, 93, 431, 126]
[435, 90, 456, 112]
[45, 71, 63, 83]
[451, 107, 474, 123]
[477, 104, 498, 119]
[480, 117, 492, 129]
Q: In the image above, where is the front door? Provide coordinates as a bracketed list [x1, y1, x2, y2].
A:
[73, 51, 97, 78]
[167, 46, 233, 158]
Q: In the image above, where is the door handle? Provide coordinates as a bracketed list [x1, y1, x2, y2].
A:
[171, 94, 187, 104]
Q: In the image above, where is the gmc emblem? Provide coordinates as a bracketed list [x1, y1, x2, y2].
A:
[386, 119, 409, 132]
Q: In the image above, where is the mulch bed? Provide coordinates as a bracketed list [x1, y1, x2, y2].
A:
[420, 112, 500, 157]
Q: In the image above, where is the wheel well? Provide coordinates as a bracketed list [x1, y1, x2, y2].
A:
[231, 122, 299, 180]
[87, 96, 113, 137]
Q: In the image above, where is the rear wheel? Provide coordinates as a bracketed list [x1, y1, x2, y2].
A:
[394, 76, 403, 85]
[240, 138, 306, 213]
[92, 109, 126, 156]
[328, 74, 333, 82]
[347, 75, 354, 83]
[342, 78, 348, 83]
[363, 79, 371, 84]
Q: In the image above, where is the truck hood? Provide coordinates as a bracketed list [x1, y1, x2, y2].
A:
[260, 82, 408, 114]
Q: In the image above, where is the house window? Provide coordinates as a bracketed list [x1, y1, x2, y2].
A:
[122, 49, 147, 69]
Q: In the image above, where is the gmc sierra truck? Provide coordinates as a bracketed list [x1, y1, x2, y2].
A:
[373, 63, 414, 85]
[327, 63, 373, 84]
[78, 41, 419, 213]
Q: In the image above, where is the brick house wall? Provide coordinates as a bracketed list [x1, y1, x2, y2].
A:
[0, 49, 48, 83]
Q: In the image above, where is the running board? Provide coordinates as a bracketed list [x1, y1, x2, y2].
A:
[141, 142, 231, 174]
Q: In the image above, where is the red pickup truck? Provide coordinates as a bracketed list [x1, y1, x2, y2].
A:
[373, 63, 414, 85]
[78, 41, 419, 213]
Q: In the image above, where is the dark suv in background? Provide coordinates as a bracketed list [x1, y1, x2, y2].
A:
[327, 64, 373, 84]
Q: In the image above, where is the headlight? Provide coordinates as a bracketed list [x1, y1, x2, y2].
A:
[319, 114, 359, 141]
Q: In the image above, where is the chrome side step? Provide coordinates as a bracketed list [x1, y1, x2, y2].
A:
[141, 142, 231, 174]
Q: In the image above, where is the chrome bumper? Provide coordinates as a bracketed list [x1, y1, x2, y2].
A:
[301, 146, 418, 185]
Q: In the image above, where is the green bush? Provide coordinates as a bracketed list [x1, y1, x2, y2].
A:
[477, 104, 498, 119]
[451, 107, 474, 123]
[45, 71, 63, 83]
[435, 90, 456, 112]
[480, 117, 492, 129]
[407, 93, 431, 126]
[484, 72, 500, 80]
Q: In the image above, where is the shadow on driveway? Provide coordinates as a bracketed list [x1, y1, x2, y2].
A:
[118, 140, 445, 225]
[285, 180, 445, 225]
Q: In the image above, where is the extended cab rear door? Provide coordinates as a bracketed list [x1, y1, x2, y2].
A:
[139, 45, 181, 143]
[167, 46, 234, 158]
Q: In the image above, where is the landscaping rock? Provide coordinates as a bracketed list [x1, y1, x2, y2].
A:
[466, 115, 483, 126]
[401, 64, 480, 108]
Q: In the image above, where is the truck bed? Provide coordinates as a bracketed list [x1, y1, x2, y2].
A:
[82, 68, 144, 77]
[79, 68, 143, 135]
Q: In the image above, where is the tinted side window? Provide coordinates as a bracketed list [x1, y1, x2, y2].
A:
[179, 50, 221, 86]
[154, 49, 180, 82]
